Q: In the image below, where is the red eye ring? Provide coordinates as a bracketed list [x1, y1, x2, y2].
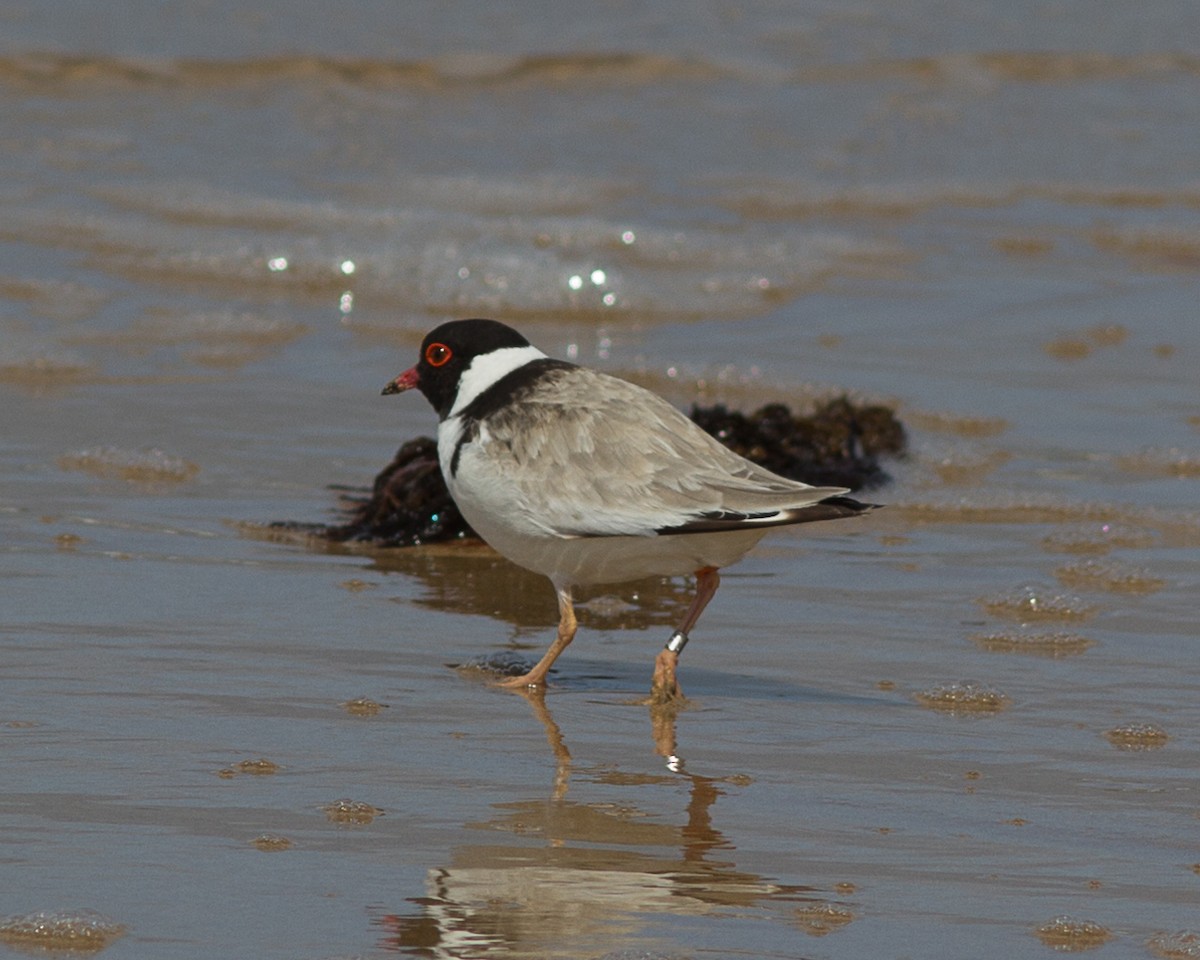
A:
[425, 342, 452, 367]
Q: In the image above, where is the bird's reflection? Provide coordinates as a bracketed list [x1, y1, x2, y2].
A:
[246, 522, 735, 652]
[245, 529, 831, 955]
[373, 690, 815, 959]
[367, 540, 700, 638]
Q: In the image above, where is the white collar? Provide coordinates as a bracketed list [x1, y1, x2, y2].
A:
[448, 344, 547, 418]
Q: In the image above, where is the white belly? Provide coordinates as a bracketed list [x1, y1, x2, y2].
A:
[474, 523, 772, 587]
[438, 416, 770, 585]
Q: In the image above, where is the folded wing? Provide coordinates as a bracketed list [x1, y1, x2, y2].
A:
[476, 367, 873, 538]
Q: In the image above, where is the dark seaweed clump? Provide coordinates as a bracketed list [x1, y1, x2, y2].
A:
[688, 397, 906, 490]
[282, 397, 905, 548]
[322, 436, 468, 547]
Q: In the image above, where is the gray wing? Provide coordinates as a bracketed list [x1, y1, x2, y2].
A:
[476, 367, 853, 537]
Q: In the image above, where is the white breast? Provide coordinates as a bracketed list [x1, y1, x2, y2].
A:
[437, 415, 553, 542]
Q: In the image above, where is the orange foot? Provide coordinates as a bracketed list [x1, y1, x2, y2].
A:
[648, 648, 686, 705]
[495, 671, 547, 691]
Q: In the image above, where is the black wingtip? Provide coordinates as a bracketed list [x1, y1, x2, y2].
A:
[656, 494, 881, 535]
[818, 494, 881, 515]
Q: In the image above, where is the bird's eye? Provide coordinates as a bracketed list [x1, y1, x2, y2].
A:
[425, 343, 452, 367]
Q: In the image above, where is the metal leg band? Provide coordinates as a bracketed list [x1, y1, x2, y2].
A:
[665, 631, 689, 655]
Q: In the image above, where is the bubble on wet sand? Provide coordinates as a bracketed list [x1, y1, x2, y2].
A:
[978, 584, 1094, 622]
[1041, 522, 1157, 555]
[251, 834, 293, 852]
[54, 532, 85, 550]
[455, 651, 536, 678]
[341, 696, 387, 716]
[1105, 722, 1169, 750]
[972, 631, 1095, 657]
[234, 757, 281, 775]
[1054, 558, 1165, 594]
[58, 446, 199, 485]
[219, 758, 281, 777]
[1034, 916, 1112, 951]
[1148, 930, 1200, 959]
[916, 680, 1010, 713]
[794, 902, 855, 936]
[0, 909, 125, 950]
[323, 799, 383, 824]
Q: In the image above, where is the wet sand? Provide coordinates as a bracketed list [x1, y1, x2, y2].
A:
[3, 2, 1200, 958]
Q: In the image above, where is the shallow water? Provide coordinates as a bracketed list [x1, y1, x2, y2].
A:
[3, 2, 1199, 958]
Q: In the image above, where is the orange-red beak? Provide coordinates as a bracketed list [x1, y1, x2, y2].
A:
[381, 365, 419, 396]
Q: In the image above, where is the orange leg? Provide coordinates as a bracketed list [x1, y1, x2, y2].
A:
[650, 566, 720, 703]
[498, 585, 577, 690]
